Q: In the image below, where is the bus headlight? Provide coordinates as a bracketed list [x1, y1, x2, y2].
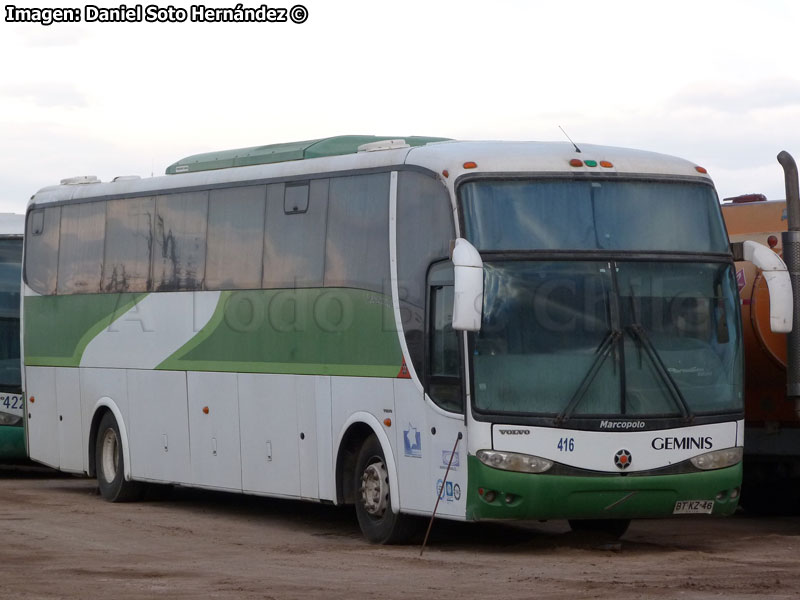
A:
[0, 413, 22, 426]
[690, 447, 743, 471]
[477, 449, 553, 474]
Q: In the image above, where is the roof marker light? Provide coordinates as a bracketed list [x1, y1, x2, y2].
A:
[463, 161, 477, 169]
[584, 160, 598, 167]
[600, 161, 613, 168]
[569, 159, 583, 167]
[695, 166, 708, 174]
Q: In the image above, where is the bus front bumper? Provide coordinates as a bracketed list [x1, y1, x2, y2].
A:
[0, 425, 27, 462]
[466, 456, 741, 521]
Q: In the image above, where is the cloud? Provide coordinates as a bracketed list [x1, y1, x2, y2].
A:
[0, 82, 88, 109]
[670, 79, 800, 113]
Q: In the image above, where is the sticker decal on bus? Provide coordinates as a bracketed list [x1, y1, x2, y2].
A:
[404, 425, 422, 458]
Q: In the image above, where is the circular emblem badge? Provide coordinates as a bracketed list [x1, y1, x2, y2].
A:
[614, 449, 632, 470]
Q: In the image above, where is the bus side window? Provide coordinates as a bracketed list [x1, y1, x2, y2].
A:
[25, 207, 61, 295]
[428, 281, 463, 413]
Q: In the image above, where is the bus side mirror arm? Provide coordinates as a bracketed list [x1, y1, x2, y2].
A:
[742, 240, 793, 333]
[451, 238, 483, 331]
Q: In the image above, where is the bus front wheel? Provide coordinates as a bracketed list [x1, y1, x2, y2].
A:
[354, 434, 416, 544]
[95, 412, 143, 502]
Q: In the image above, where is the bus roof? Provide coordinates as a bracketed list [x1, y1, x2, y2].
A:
[28, 139, 713, 208]
[165, 135, 452, 174]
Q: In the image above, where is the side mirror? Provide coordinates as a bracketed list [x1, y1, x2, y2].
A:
[451, 238, 483, 331]
[739, 240, 793, 333]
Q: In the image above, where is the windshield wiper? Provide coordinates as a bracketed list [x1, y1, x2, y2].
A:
[555, 329, 621, 426]
[625, 324, 694, 423]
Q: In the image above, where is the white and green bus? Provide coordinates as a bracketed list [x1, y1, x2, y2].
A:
[0, 213, 25, 461]
[23, 136, 776, 542]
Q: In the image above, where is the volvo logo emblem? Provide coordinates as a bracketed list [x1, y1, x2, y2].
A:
[614, 449, 632, 470]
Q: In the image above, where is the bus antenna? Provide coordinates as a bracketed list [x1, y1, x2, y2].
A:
[559, 126, 581, 153]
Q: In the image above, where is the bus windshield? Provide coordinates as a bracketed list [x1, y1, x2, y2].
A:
[460, 179, 729, 253]
[472, 260, 743, 419]
[0, 239, 22, 392]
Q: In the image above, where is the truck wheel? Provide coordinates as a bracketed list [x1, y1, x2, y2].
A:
[95, 412, 143, 502]
[354, 434, 417, 544]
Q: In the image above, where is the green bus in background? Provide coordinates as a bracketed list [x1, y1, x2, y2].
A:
[0, 214, 25, 460]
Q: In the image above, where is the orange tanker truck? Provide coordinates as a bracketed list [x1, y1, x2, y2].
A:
[721, 151, 800, 513]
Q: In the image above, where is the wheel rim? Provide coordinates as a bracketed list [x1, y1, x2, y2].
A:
[359, 459, 389, 518]
[100, 428, 119, 484]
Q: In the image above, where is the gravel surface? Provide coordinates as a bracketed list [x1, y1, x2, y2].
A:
[1, 465, 798, 599]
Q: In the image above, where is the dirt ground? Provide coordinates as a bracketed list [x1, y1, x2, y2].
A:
[1, 465, 799, 600]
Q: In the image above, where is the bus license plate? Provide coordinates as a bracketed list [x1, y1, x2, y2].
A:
[673, 500, 714, 514]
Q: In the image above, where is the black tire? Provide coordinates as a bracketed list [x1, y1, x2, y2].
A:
[568, 518, 630, 539]
[354, 435, 417, 544]
[95, 412, 143, 502]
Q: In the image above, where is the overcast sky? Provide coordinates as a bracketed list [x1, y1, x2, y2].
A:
[2, 0, 799, 213]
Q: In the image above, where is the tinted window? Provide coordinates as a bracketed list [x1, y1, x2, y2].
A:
[25, 207, 61, 295]
[427, 263, 462, 412]
[263, 180, 328, 288]
[153, 192, 208, 291]
[0, 239, 22, 390]
[206, 186, 266, 290]
[284, 183, 309, 214]
[396, 171, 454, 376]
[325, 173, 390, 293]
[103, 197, 155, 293]
[461, 180, 728, 253]
[57, 201, 106, 294]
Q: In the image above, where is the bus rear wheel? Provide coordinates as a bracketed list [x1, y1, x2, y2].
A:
[354, 434, 417, 544]
[95, 412, 143, 502]
[568, 518, 630, 539]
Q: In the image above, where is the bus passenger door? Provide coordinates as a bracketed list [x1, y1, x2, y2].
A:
[423, 263, 468, 519]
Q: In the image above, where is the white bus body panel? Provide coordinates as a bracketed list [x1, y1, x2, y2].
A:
[423, 403, 466, 518]
[25, 366, 83, 473]
[25, 367, 59, 469]
[238, 373, 329, 500]
[56, 368, 83, 473]
[81, 292, 220, 369]
[187, 372, 242, 491]
[391, 379, 467, 518]
[127, 370, 191, 484]
[296, 375, 320, 500]
[392, 379, 430, 514]
[492, 420, 744, 472]
[239, 373, 302, 497]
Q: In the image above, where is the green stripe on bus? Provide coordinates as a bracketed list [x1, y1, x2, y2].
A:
[24, 293, 148, 366]
[157, 288, 403, 376]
